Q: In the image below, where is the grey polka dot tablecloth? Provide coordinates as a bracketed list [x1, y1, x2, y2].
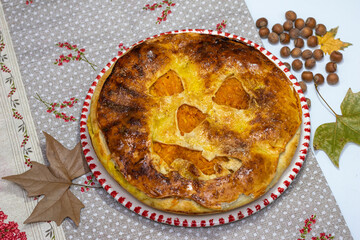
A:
[0, 0, 353, 239]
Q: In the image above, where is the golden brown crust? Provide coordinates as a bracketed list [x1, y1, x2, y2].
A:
[88, 33, 302, 213]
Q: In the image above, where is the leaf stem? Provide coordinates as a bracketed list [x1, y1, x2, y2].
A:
[72, 183, 101, 188]
[81, 55, 97, 71]
[35, 93, 51, 108]
[314, 83, 339, 117]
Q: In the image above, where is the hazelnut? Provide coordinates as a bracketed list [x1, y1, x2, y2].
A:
[256, 18, 268, 28]
[292, 59, 303, 71]
[280, 46, 291, 58]
[268, 32, 279, 44]
[259, 27, 270, 39]
[305, 58, 316, 69]
[284, 62, 291, 70]
[327, 73, 339, 85]
[301, 71, 313, 82]
[285, 10, 297, 21]
[272, 24, 284, 34]
[291, 47, 302, 58]
[289, 28, 300, 39]
[330, 51, 343, 63]
[280, 33, 290, 44]
[300, 27, 313, 38]
[299, 81, 307, 93]
[301, 49, 313, 60]
[295, 18, 305, 30]
[294, 38, 304, 48]
[306, 98, 311, 108]
[307, 36, 318, 47]
[283, 20, 293, 31]
[326, 62, 337, 73]
[315, 24, 327, 36]
[314, 73, 325, 85]
[313, 49, 324, 61]
[305, 17, 317, 29]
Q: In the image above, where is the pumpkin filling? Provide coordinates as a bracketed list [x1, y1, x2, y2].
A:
[213, 77, 250, 110]
[149, 69, 184, 97]
[177, 104, 207, 135]
[152, 141, 241, 176]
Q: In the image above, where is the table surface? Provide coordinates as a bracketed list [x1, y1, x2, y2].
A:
[245, 0, 360, 239]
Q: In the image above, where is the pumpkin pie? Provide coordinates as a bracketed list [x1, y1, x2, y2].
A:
[87, 33, 302, 214]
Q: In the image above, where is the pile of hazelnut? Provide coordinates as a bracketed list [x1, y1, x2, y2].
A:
[256, 10, 343, 107]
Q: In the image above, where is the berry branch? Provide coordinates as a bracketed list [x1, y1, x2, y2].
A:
[74, 175, 101, 192]
[35, 93, 78, 122]
[45, 222, 55, 240]
[216, 20, 227, 31]
[54, 42, 97, 71]
[298, 215, 334, 240]
[143, 1, 176, 24]
[1, 32, 32, 168]
[118, 43, 129, 56]
[0, 209, 27, 239]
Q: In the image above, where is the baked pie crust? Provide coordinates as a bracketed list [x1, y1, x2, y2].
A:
[87, 33, 302, 214]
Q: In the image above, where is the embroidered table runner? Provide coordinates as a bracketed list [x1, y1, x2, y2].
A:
[0, 0, 353, 239]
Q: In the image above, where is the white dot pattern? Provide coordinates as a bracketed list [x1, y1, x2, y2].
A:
[1, 0, 352, 239]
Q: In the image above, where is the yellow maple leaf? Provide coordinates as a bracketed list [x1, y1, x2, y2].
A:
[317, 27, 352, 55]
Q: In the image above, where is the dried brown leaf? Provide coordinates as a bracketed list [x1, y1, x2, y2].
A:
[24, 190, 84, 226]
[44, 131, 90, 180]
[3, 162, 70, 197]
[3, 133, 89, 226]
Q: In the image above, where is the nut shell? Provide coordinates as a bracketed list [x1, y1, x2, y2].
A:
[315, 24, 327, 36]
[284, 62, 291, 70]
[306, 98, 311, 108]
[300, 27, 313, 38]
[325, 62, 337, 73]
[289, 28, 300, 39]
[283, 20, 293, 31]
[285, 10, 297, 21]
[314, 73, 325, 85]
[301, 49, 313, 60]
[305, 58, 316, 69]
[272, 24, 284, 34]
[294, 38, 304, 48]
[256, 18, 268, 28]
[259, 27, 270, 39]
[301, 71, 313, 82]
[305, 17, 317, 29]
[327, 73, 339, 85]
[313, 49, 324, 61]
[330, 51, 343, 63]
[291, 47, 302, 58]
[294, 18, 305, 30]
[268, 32, 279, 44]
[280, 33, 290, 44]
[299, 81, 307, 93]
[307, 36, 318, 47]
[292, 59, 303, 71]
[280, 46, 291, 58]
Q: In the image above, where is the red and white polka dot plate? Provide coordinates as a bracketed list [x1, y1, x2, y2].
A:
[80, 29, 310, 227]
